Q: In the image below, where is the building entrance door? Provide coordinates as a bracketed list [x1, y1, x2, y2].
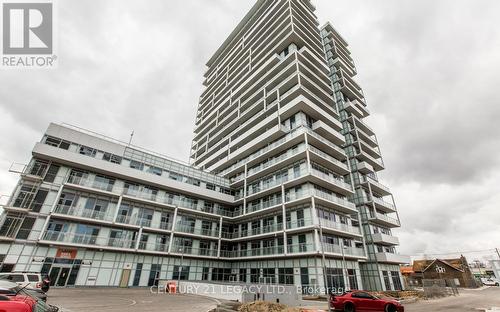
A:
[120, 269, 131, 288]
[49, 265, 72, 287]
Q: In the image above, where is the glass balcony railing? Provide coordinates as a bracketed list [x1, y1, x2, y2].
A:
[311, 188, 356, 210]
[318, 218, 361, 235]
[63, 173, 240, 218]
[304, 127, 346, 157]
[321, 243, 365, 257]
[286, 218, 312, 229]
[42, 231, 136, 249]
[218, 126, 308, 176]
[247, 144, 307, 177]
[222, 223, 284, 239]
[287, 242, 313, 254]
[172, 245, 218, 257]
[174, 224, 219, 237]
[247, 167, 308, 197]
[246, 197, 282, 213]
[53, 204, 115, 222]
[308, 145, 349, 172]
[310, 167, 353, 191]
[371, 212, 400, 226]
[372, 197, 396, 210]
[138, 241, 169, 252]
[67, 175, 115, 192]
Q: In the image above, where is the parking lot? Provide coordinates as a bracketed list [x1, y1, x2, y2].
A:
[47, 286, 500, 312]
[404, 287, 500, 312]
[48, 287, 219, 312]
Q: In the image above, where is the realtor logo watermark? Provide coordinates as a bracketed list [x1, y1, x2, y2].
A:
[1, 1, 57, 67]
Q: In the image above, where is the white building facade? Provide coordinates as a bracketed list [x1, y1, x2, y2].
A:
[0, 0, 407, 292]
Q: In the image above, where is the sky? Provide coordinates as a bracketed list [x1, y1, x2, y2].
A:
[1, 0, 499, 262]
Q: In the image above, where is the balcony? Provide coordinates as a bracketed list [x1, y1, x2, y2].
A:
[342, 101, 365, 119]
[357, 149, 384, 172]
[351, 116, 375, 137]
[246, 198, 282, 214]
[217, 126, 307, 176]
[309, 167, 353, 196]
[375, 252, 410, 264]
[304, 127, 347, 160]
[311, 120, 345, 145]
[172, 246, 218, 257]
[41, 231, 137, 250]
[246, 144, 307, 181]
[322, 244, 366, 258]
[369, 212, 400, 228]
[357, 161, 374, 174]
[53, 205, 115, 223]
[356, 128, 378, 148]
[370, 233, 399, 245]
[287, 242, 314, 254]
[222, 245, 288, 258]
[318, 218, 362, 237]
[372, 197, 396, 212]
[358, 140, 381, 160]
[362, 176, 392, 197]
[175, 224, 219, 238]
[308, 145, 350, 175]
[66, 175, 116, 194]
[138, 241, 169, 253]
[351, 100, 369, 117]
[311, 189, 357, 214]
[224, 223, 284, 240]
[286, 218, 313, 230]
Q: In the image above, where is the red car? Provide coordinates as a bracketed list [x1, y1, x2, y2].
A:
[329, 290, 404, 312]
[0, 280, 58, 312]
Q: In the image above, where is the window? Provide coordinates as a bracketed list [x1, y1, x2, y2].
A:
[352, 292, 373, 299]
[16, 217, 36, 239]
[103, 152, 122, 164]
[147, 166, 162, 176]
[133, 263, 143, 286]
[27, 275, 39, 282]
[148, 264, 161, 286]
[172, 265, 189, 280]
[382, 271, 391, 290]
[250, 268, 259, 283]
[348, 269, 358, 290]
[239, 269, 247, 283]
[8, 274, 25, 283]
[278, 268, 294, 285]
[202, 267, 210, 281]
[44, 136, 70, 150]
[79, 146, 96, 157]
[44, 164, 60, 183]
[28, 160, 48, 177]
[129, 160, 144, 170]
[169, 172, 180, 181]
[13, 184, 37, 208]
[391, 271, 403, 290]
[325, 268, 345, 294]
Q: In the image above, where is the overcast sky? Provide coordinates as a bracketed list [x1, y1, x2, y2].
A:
[1, 0, 499, 261]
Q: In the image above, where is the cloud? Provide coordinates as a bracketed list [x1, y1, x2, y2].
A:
[1, 0, 499, 260]
[315, 0, 500, 258]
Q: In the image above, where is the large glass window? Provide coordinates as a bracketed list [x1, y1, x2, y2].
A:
[391, 271, 402, 290]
